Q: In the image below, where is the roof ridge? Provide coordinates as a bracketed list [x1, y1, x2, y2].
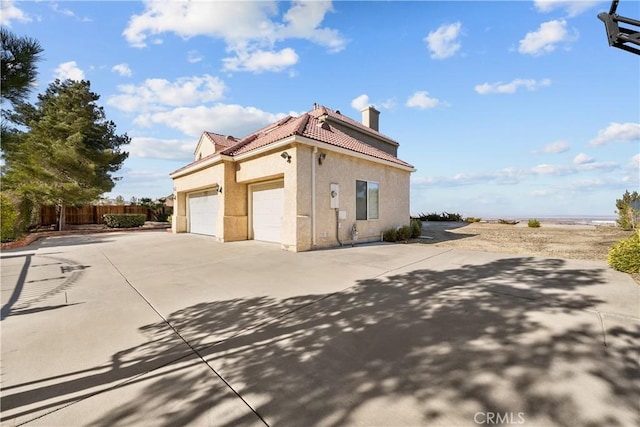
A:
[292, 113, 310, 135]
[221, 133, 258, 155]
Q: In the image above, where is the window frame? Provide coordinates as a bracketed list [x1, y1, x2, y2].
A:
[356, 180, 379, 220]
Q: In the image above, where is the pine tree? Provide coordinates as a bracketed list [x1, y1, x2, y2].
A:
[3, 79, 130, 230]
[1, 29, 44, 153]
[615, 190, 640, 230]
[1, 28, 43, 107]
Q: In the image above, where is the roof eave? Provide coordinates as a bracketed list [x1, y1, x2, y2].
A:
[170, 153, 233, 179]
[294, 135, 415, 172]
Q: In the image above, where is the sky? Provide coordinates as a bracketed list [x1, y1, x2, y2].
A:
[2, 0, 639, 218]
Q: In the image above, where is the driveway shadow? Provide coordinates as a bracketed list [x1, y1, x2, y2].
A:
[417, 221, 478, 244]
[3, 257, 638, 426]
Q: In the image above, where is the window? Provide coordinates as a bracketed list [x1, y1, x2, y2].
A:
[356, 180, 379, 220]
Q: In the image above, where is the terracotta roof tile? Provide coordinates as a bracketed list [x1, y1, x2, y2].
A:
[301, 115, 413, 168]
[176, 105, 413, 172]
[204, 132, 238, 147]
[309, 105, 398, 144]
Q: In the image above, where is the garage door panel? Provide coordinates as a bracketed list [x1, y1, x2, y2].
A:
[252, 185, 284, 243]
[189, 190, 219, 236]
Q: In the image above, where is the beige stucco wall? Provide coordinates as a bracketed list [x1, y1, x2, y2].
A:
[311, 148, 410, 248]
[194, 135, 214, 160]
[172, 141, 411, 252]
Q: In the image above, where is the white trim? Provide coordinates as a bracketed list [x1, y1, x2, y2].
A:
[170, 154, 232, 179]
[172, 134, 414, 179]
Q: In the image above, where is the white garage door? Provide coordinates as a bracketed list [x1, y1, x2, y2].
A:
[252, 182, 284, 243]
[188, 190, 219, 236]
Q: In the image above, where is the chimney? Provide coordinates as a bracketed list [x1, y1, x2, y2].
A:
[361, 106, 380, 131]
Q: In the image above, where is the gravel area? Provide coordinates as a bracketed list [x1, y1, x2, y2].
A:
[418, 221, 633, 262]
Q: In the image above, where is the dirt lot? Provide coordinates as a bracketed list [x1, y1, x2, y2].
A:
[418, 221, 633, 262]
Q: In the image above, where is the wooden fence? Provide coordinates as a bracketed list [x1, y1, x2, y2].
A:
[40, 205, 159, 225]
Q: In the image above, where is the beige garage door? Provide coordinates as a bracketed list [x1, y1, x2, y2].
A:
[252, 182, 284, 243]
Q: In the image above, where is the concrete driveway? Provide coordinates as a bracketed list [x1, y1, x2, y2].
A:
[1, 231, 638, 426]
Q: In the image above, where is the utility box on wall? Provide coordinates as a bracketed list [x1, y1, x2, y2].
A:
[330, 183, 340, 209]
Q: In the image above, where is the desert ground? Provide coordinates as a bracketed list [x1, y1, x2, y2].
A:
[419, 221, 633, 262]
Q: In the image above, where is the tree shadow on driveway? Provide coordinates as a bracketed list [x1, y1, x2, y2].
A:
[3, 257, 639, 426]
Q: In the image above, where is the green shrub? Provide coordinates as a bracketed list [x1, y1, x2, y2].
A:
[383, 228, 398, 242]
[465, 217, 481, 223]
[103, 213, 146, 228]
[396, 225, 412, 242]
[1, 194, 19, 242]
[498, 219, 518, 225]
[417, 212, 463, 222]
[410, 219, 422, 238]
[608, 232, 640, 273]
[528, 218, 541, 228]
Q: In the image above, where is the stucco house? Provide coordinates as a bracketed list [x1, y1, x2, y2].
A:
[170, 104, 414, 252]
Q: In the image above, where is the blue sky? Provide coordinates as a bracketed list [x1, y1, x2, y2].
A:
[2, 0, 639, 218]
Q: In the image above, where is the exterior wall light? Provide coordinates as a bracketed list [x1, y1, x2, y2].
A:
[318, 152, 326, 165]
[281, 151, 292, 163]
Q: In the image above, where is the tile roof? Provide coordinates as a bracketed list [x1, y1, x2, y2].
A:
[308, 105, 399, 145]
[222, 105, 412, 168]
[204, 132, 238, 147]
[174, 105, 413, 174]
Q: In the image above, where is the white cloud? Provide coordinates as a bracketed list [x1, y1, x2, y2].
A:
[350, 94, 370, 111]
[425, 22, 462, 59]
[50, 2, 91, 22]
[533, 0, 601, 17]
[222, 47, 299, 73]
[533, 161, 618, 176]
[630, 154, 640, 169]
[532, 163, 570, 176]
[573, 153, 594, 165]
[136, 104, 288, 138]
[542, 140, 570, 154]
[412, 167, 523, 187]
[187, 50, 203, 64]
[413, 159, 620, 189]
[350, 94, 396, 111]
[518, 20, 576, 55]
[405, 91, 440, 109]
[129, 137, 194, 161]
[112, 63, 133, 77]
[590, 122, 640, 146]
[51, 2, 75, 17]
[278, 0, 345, 53]
[122, 1, 345, 72]
[54, 61, 85, 81]
[475, 78, 551, 94]
[1, 0, 31, 26]
[380, 98, 397, 110]
[108, 75, 226, 113]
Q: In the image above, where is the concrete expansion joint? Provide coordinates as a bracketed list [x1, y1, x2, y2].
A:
[595, 311, 608, 348]
[97, 248, 270, 427]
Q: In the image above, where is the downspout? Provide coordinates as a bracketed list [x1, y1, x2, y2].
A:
[312, 147, 317, 246]
[335, 208, 343, 246]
